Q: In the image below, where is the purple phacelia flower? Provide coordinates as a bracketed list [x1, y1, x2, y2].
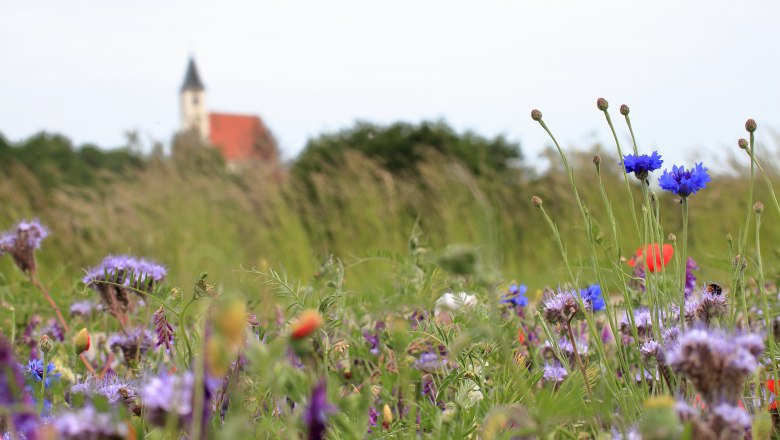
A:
[69, 300, 95, 318]
[667, 329, 763, 404]
[141, 372, 195, 428]
[542, 290, 583, 326]
[108, 328, 154, 363]
[152, 307, 175, 353]
[542, 337, 588, 366]
[710, 402, 751, 437]
[623, 151, 663, 180]
[0, 336, 39, 439]
[619, 308, 653, 342]
[70, 371, 140, 413]
[412, 351, 452, 373]
[658, 163, 711, 198]
[542, 362, 568, 384]
[0, 219, 48, 274]
[684, 257, 699, 299]
[83, 255, 166, 317]
[52, 405, 129, 439]
[303, 379, 336, 440]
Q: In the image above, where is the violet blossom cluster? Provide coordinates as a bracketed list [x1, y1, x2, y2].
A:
[108, 328, 155, 363]
[51, 405, 128, 439]
[83, 255, 166, 317]
[0, 220, 48, 274]
[667, 329, 763, 405]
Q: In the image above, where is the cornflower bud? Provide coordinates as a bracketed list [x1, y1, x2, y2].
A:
[754, 201, 764, 213]
[39, 334, 53, 354]
[592, 155, 601, 167]
[668, 233, 676, 243]
[531, 196, 543, 208]
[738, 138, 748, 150]
[531, 109, 542, 121]
[620, 104, 630, 115]
[745, 119, 757, 133]
[596, 98, 609, 111]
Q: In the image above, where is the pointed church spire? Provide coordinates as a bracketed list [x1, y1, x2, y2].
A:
[181, 57, 205, 92]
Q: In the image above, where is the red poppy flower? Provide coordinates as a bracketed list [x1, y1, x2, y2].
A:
[766, 380, 778, 410]
[517, 327, 526, 345]
[627, 243, 674, 272]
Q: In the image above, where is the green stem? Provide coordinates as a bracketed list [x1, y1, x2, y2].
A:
[755, 208, 779, 407]
[679, 198, 689, 331]
[38, 352, 47, 414]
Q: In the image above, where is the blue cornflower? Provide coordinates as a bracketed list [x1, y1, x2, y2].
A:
[579, 284, 606, 312]
[26, 359, 61, 389]
[501, 283, 528, 307]
[658, 163, 711, 198]
[623, 151, 663, 180]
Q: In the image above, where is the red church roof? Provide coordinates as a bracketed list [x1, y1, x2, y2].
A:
[208, 112, 276, 162]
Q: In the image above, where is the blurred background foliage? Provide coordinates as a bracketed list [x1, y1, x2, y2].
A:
[1, 122, 778, 305]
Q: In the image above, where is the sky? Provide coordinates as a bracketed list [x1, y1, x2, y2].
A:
[2, 0, 779, 168]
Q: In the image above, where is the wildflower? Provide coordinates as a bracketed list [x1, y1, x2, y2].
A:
[667, 329, 762, 404]
[381, 404, 393, 430]
[543, 337, 588, 365]
[627, 243, 674, 273]
[42, 318, 64, 342]
[619, 308, 653, 342]
[684, 257, 699, 298]
[501, 283, 529, 308]
[0, 336, 39, 439]
[421, 374, 437, 405]
[434, 292, 477, 316]
[107, 328, 154, 363]
[710, 403, 751, 438]
[542, 290, 582, 326]
[153, 307, 175, 353]
[69, 300, 95, 318]
[0, 219, 48, 274]
[623, 151, 664, 181]
[367, 407, 379, 433]
[413, 351, 452, 373]
[70, 371, 139, 409]
[141, 371, 211, 429]
[25, 359, 61, 389]
[83, 255, 166, 317]
[52, 405, 129, 439]
[695, 290, 728, 325]
[542, 362, 568, 384]
[640, 340, 664, 365]
[37, 335, 53, 355]
[579, 284, 605, 312]
[290, 310, 324, 340]
[303, 379, 336, 440]
[363, 330, 380, 356]
[658, 163, 711, 198]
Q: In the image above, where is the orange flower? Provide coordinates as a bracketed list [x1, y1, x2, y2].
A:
[517, 327, 526, 345]
[627, 243, 674, 272]
[291, 310, 323, 340]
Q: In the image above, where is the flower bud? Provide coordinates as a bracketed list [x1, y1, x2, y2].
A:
[754, 201, 764, 213]
[620, 104, 630, 115]
[382, 404, 393, 430]
[39, 334, 53, 354]
[531, 196, 543, 207]
[291, 310, 324, 340]
[596, 98, 609, 111]
[531, 109, 542, 121]
[746, 118, 757, 133]
[592, 155, 601, 167]
[667, 233, 676, 243]
[738, 138, 748, 150]
[73, 327, 90, 355]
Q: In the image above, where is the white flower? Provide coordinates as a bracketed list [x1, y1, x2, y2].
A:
[435, 292, 477, 316]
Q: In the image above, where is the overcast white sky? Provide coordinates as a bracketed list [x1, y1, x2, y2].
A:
[2, 0, 779, 168]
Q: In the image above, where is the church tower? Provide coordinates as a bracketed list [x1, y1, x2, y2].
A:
[180, 57, 209, 140]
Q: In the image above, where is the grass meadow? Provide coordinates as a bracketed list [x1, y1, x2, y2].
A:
[2, 102, 780, 438]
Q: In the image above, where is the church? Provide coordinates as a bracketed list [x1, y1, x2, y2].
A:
[179, 58, 278, 163]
